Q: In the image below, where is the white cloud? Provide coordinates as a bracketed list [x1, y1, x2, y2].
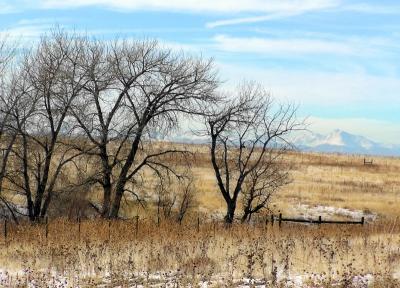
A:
[38, 0, 340, 13]
[206, 12, 299, 28]
[213, 34, 357, 56]
[205, 0, 339, 28]
[218, 63, 400, 106]
[0, 25, 49, 39]
[341, 3, 400, 15]
[216, 62, 400, 145]
[0, 1, 18, 14]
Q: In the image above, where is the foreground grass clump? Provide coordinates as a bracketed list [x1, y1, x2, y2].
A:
[1, 218, 400, 287]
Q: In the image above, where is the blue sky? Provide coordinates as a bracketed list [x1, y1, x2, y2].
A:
[0, 0, 399, 144]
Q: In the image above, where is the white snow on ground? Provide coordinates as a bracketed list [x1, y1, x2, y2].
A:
[293, 204, 377, 222]
[0, 268, 377, 287]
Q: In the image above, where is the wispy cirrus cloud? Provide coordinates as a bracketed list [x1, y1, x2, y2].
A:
[206, 12, 300, 29]
[205, 0, 339, 28]
[213, 35, 357, 56]
[39, 0, 340, 13]
[0, 0, 340, 15]
[211, 34, 400, 60]
[341, 3, 400, 14]
[218, 62, 400, 106]
[0, 1, 18, 14]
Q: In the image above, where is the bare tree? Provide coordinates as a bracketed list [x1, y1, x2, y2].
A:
[6, 31, 87, 221]
[155, 176, 196, 223]
[205, 82, 303, 223]
[71, 38, 218, 218]
[0, 36, 21, 221]
[176, 179, 196, 223]
[241, 156, 291, 222]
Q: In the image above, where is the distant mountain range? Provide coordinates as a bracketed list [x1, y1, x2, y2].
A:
[170, 129, 400, 157]
[294, 130, 400, 157]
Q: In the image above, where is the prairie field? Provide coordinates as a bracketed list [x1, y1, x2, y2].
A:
[1, 144, 400, 287]
[113, 143, 400, 222]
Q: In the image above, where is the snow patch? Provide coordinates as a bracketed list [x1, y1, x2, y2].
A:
[293, 204, 377, 222]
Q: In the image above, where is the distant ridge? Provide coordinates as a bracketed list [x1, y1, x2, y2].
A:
[294, 129, 400, 157]
[168, 129, 400, 157]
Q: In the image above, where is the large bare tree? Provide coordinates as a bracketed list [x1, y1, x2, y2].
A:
[71, 39, 219, 218]
[6, 31, 87, 221]
[0, 36, 21, 221]
[205, 82, 303, 223]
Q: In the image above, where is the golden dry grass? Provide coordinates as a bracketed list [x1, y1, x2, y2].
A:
[1, 143, 400, 287]
[122, 143, 400, 222]
[1, 218, 400, 287]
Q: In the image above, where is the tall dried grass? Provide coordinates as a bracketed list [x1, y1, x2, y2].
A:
[1, 218, 400, 286]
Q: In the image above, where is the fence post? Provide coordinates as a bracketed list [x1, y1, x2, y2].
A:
[45, 216, 49, 239]
[278, 213, 282, 228]
[108, 219, 111, 241]
[135, 216, 139, 238]
[271, 215, 274, 226]
[4, 219, 7, 240]
[78, 217, 81, 240]
[318, 216, 322, 225]
[361, 217, 365, 225]
[213, 220, 216, 237]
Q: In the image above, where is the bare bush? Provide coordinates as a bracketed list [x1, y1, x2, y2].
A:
[156, 176, 196, 223]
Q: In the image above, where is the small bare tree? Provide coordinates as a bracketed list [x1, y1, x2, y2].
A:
[205, 82, 303, 223]
[155, 175, 196, 223]
[176, 179, 196, 223]
[241, 157, 291, 222]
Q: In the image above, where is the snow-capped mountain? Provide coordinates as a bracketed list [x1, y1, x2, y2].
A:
[295, 130, 400, 156]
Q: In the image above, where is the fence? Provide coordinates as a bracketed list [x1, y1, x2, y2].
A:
[1, 213, 366, 243]
[269, 213, 365, 227]
[363, 158, 373, 165]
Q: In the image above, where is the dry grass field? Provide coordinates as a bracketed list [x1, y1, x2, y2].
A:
[117, 143, 400, 222]
[1, 143, 400, 287]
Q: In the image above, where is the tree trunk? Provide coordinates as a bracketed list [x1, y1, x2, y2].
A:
[224, 201, 236, 224]
[97, 143, 112, 217]
[109, 129, 143, 219]
[109, 180, 126, 218]
[241, 209, 250, 223]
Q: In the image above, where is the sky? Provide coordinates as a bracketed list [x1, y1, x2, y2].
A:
[0, 0, 399, 144]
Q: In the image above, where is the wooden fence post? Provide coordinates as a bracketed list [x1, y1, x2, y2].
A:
[135, 216, 139, 238]
[4, 219, 7, 240]
[213, 220, 216, 237]
[361, 217, 365, 225]
[45, 216, 49, 239]
[318, 216, 322, 225]
[278, 213, 282, 228]
[78, 217, 81, 240]
[108, 220, 111, 241]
